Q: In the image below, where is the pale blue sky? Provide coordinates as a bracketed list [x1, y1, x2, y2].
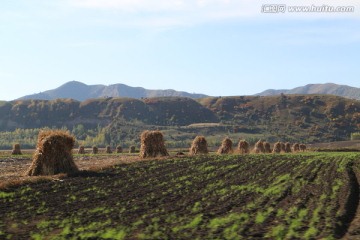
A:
[1, 0, 359, 100]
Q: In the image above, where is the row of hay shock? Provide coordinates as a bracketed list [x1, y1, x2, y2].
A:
[14, 143, 134, 156]
[25, 130, 308, 176]
[194, 137, 281, 155]
[78, 145, 128, 154]
[272, 142, 306, 153]
[222, 139, 307, 154]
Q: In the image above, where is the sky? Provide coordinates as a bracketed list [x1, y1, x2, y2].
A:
[0, 0, 359, 101]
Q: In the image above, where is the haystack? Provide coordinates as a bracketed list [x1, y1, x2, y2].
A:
[217, 137, 233, 154]
[285, 142, 292, 153]
[140, 130, 169, 158]
[26, 130, 78, 176]
[11, 143, 22, 155]
[253, 140, 265, 153]
[129, 146, 136, 153]
[264, 142, 271, 153]
[293, 143, 300, 152]
[280, 142, 286, 152]
[92, 146, 98, 154]
[116, 146, 123, 153]
[78, 145, 85, 154]
[106, 146, 112, 154]
[238, 140, 249, 154]
[272, 142, 282, 153]
[189, 136, 208, 155]
[299, 144, 306, 152]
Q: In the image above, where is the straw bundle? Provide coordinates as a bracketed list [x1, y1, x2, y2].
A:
[293, 143, 300, 152]
[26, 130, 78, 176]
[272, 142, 282, 153]
[78, 146, 85, 154]
[11, 143, 22, 155]
[264, 142, 271, 153]
[285, 142, 292, 153]
[253, 140, 265, 153]
[92, 146, 98, 154]
[217, 137, 233, 154]
[299, 144, 306, 152]
[189, 136, 208, 155]
[140, 130, 169, 158]
[280, 142, 286, 153]
[106, 145, 112, 154]
[238, 140, 249, 154]
[129, 146, 136, 153]
[116, 146, 123, 153]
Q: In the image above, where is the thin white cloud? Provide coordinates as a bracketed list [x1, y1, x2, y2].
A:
[69, 0, 359, 14]
[58, 2, 359, 49]
[71, 0, 188, 12]
[68, 0, 261, 28]
[66, 0, 360, 29]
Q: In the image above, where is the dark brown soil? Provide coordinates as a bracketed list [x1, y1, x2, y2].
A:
[0, 153, 360, 239]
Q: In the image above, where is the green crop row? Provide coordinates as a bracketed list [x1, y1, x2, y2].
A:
[0, 153, 359, 239]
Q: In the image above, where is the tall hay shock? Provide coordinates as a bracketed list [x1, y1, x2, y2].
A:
[106, 146, 112, 154]
[264, 142, 271, 153]
[129, 146, 136, 153]
[116, 146, 123, 153]
[92, 146, 98, 154]
[140, 130, 169, 158]
[217, 137, 233, 154]
[78, 146, 85, 154]
[253, 140, 265, 153]
[26, 130, 78, 176]
[299, 144, 306, 152]
[280, 142, 286, 153]
[293, 143, 300, 152]
[11, 143, 22, 155]
[189, 136, 208, 155]
[285, 142, 292, 153]
[272, 142, 282, 153]
[238, 140, 249, 154]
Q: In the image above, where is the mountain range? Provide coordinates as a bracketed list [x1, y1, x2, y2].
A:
[19, 81, 207, 101]
[255, 83, 360, 100]
[19, 81, 360, 101]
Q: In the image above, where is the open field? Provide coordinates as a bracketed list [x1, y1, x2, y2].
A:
[0, 152, 143, 183]
[309, 140, 360, 152]
[1, 152, 360, 239]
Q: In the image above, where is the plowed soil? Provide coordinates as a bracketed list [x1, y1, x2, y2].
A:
[1, 153, 360, 239]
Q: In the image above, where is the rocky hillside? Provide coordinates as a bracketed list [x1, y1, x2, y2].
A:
[0, 97, 216, 130]
[1, 94, 359, 143]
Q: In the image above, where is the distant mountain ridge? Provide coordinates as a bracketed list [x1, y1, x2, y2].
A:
[255, 83, 360, 100]
[19, 81, 207, 101]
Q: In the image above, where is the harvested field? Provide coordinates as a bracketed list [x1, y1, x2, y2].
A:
[0, 153, 360, 239]
[0, 152, 141, 183]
